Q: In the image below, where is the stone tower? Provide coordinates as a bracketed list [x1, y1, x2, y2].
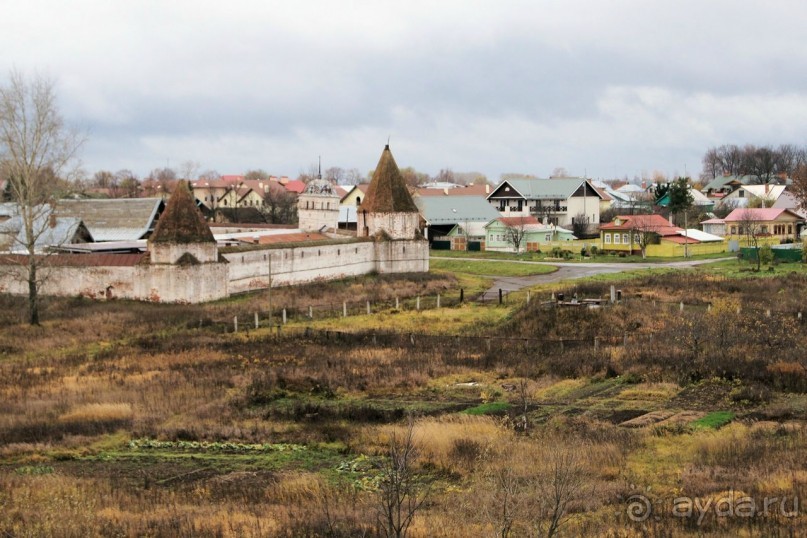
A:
[357, 145, 420, 239]
[148, 181, 218, 264]
[297, 179, 340, 232]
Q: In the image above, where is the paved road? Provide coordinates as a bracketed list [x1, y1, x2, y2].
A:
[431, 256, 733, 301]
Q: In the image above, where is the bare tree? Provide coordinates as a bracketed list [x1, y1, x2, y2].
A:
[738, 209, 763, 271]
[178, 160, 200, 181]
[504, 217, 529, 253]
[628, 216, 661, 259]
[792, 163, 807, 213]
[376, 418, 430, 538]
[550, 167, 569, 178]
[198, 169, 221, 181]
[261, 185, 298, 224]
[344, 167, 364, 185]
[535, 445, 589, 538]
[244, 169, 270, 181]
[0, 70, 84, 325]
[324, 166, 345, 183]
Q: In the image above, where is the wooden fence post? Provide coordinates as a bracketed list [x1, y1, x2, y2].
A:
[416, 296, 420, 311]
[233, 316, 238, 333]
[282, 309, 287, 324]
[594, 337, 599, 352]
[308, 305, 313, 319]
[254, 312, 259, 329]
[437, 294, 441, 308]
[526, 290, 531, 304]
[395, 297, 399, 310]
[499, 288, 503, 305]
[366, 301, 371, 315]
[343, 301, 347, 317]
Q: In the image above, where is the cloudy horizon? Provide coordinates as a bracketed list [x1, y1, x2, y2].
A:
[3, 0, 806, 182]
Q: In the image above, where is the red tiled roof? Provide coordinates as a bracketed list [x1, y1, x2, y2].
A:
[600, 214, 673, 230]
[663, 236, 699, 244]
[284, 180, 306, 194]
[723, 208, 801, 222]
[498, 216, 539, 226]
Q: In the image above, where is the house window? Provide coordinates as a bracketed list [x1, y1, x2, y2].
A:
[788, 224, 793, 234]
[634, 234, 640, 244]
[499, 200, 507, 211]
[731, 226, 737, 235]
[622, 234, 629, 244]
[739, 190, 745, 198]
[761, 225, 768, 234]
[605, 233, 611, 244]
[614, 233, 620, 244]
[545, 234, 551, 241]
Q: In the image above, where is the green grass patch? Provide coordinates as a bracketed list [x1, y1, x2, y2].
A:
[462, 401, 511, 415]
[695, 259, 807, 279]
[430, 258, 557, 277]
[690, 411, 734, 430]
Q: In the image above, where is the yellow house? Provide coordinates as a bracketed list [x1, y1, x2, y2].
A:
[723, 208, 803, 241]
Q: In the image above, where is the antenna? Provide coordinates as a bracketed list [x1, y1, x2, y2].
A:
[386, 135, 391, 148]
[318, 155, 322, 180]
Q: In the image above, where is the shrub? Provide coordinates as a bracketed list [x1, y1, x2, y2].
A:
[759, 244, 774, 266]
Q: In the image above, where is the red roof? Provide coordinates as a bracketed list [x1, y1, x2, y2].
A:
[723, 208, 802, 222]
[284, 180, 306, 194]
[498, 215, 539, 226]
[600, 214, 674, 231]
[663, 235, 699, 244]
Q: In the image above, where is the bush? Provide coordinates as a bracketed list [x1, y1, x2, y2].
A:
[759, 244, 774, 266]
[589, 245, 598, 257]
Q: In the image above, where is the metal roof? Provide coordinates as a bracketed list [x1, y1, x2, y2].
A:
[56, 198, 163, 241]
[490, 178, 604, 200]
[414, 195, 501, 225]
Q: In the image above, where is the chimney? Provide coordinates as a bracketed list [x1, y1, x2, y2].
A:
[641, 180, 647, 190]
[485, 184, 490, 194]
[49, 213, 57, 228]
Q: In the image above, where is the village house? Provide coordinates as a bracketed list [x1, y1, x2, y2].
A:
[598, 214, 719, 256]
[485, 177, 604, 231]
[485, 216, 576, 252]
[721, 208, 804, 241]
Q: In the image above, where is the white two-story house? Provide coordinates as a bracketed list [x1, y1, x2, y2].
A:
[486, 177, 604, 231]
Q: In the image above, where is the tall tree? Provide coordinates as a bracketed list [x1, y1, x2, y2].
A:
[0, 70, 84, 324]
[667, 177, 694, 257]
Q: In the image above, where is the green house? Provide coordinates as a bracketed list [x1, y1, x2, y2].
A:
[484, 216, 576, 252]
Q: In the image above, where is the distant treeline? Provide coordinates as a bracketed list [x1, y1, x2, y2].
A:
[701, 144, 807, 182]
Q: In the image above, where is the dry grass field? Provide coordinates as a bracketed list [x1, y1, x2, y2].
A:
[0, 267, 806, 536]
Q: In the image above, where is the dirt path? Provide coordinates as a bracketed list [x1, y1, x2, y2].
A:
[430, 256, 733, 301]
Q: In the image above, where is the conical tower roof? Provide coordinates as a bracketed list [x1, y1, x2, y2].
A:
[149, 181, 215, 244]
[359, 145, 419, 213]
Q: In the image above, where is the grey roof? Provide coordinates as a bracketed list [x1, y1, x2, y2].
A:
[415, 195, 501, 225]
[490, 178, 604, 200]
[303, 179, 340, 196]
[0, 209, 93, 253]
[703, 175, 760, 191]
[55, 198, 164, 241]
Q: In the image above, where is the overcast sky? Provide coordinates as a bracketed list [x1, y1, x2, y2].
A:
[2, 0, 806, 182]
